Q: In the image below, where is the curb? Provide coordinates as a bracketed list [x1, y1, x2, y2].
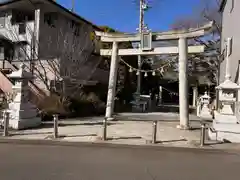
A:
[0, 137, 239, 154]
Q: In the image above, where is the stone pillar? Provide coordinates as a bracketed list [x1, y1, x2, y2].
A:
[34, 8, 40, 59]
[238, 62, 240, 102]
[105, 41, 119, 120]
[177, 37, 189, 129]
[192, 86, 198, 107]
[225, 38, 232, 80]
[111, 56, 119, 114]
[32, 8, 40, 73]
[159, 86, 163, 105]
[137, 55, 141, 95]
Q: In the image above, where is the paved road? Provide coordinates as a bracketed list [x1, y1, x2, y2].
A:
[0, 143, 239, 180]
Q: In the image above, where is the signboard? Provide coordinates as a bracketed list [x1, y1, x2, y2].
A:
[141, 32, 152, 51]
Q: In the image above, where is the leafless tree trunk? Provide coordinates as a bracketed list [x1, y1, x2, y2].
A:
[5, 14, 101, 96]
[171, 0, 222, 86]
[2, 9, 102, 114]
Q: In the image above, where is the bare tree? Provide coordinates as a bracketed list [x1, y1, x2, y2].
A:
[171, 0, 222, 86]
[2, 9, 103, 114]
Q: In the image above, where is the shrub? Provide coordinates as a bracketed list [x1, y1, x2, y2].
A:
[38, 93, 70, 116]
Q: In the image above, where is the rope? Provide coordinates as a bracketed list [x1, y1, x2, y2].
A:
[161, 86, 193, 97]
[119, 58, 173, 75]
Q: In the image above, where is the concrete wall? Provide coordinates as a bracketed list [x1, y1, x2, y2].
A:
[220, 0, 240, 84]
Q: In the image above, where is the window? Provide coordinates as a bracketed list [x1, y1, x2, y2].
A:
[19, 23, 26, 34]
[74, 26, 80, 36]
[70, 20, 80, 36]
[50, 80, 63, 94]
[11, 11, 34, 25]
[14, 44, 26, 61]
[0, 12, 5, 28]
[70, 20, 75, 29]
[44, 12, 58, 27]
[12, 10, 25, 24]
[0, 47, 4, 60]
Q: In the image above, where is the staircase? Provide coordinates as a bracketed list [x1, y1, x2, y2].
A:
[0, 65, 13, 111]
[0, 68, 13, 94]
[0, 60, 47, 109]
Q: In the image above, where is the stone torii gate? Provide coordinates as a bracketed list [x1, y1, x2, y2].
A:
[96, 22, 213, 129]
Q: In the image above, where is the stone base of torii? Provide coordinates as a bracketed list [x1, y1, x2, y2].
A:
[95, 22, 213, 129]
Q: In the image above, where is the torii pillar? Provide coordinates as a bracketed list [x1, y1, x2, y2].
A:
[177, 37, 189, 129]
[105, 41, 119, 120]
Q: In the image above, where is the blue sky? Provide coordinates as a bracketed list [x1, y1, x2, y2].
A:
[57, 0, 202, 32]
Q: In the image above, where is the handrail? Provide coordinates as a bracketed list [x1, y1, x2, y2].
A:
[28, 80, 47, 99]
[0, 70, 13, 93]
[0, 59, 47, 100]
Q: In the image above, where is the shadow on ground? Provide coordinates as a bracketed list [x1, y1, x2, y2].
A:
[62, 133, 97, 138]
[11, 132, 53, 136]
[189, 139, 232, 147]
[44, 133, 97, 139]
[107, 136, 142, 141]
[152, 138, 188, 144]
[21, 121, 119, 130]
[117, 104, 197, 114]
[154, 105, 196, 114]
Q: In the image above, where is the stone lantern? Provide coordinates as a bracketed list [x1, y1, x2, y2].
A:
[200, 92, 211, 107]
[199, 92, 212, 119]
[7, 64, 41, 129]
[208, 38, 240, 142]
[216, 79, 240, 115]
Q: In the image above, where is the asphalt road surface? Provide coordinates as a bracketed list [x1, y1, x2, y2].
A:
[0, 143, 239, 180]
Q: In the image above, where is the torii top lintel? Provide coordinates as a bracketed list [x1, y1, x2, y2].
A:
[95, 22, 213, 42]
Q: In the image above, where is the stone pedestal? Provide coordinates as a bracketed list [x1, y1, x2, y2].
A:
[131, 93, 150, 112]
[217, 79, 239, 116]
[7, 64, 41, 129]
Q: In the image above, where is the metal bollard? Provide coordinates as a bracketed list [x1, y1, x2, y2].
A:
[200, 122, 206, 146]
[152, 120, 157, 144]
[53, 114, 59, 138]
[3, 111, 9, 137]
[102, 117, 107, 141]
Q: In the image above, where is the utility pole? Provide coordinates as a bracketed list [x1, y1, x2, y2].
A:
[136, 0, 145, 96]
[71, 0, 75, 12]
